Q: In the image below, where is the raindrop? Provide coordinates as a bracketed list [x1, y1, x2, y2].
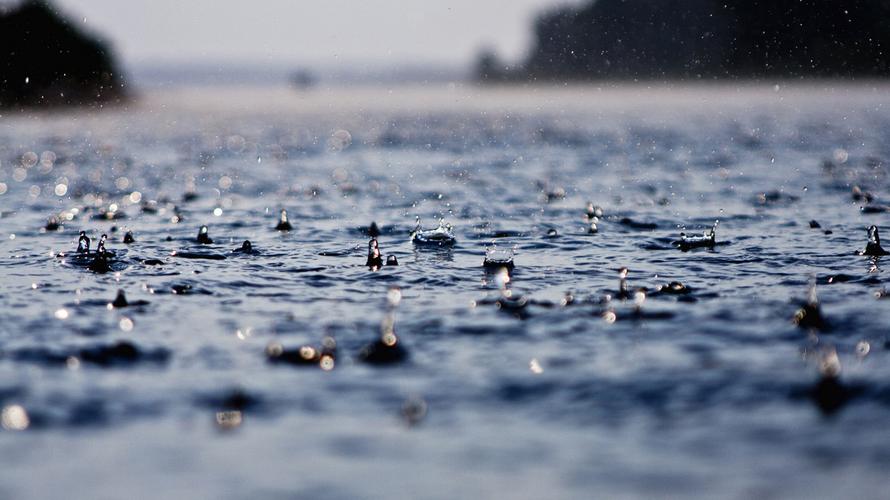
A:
[216, 411, 243, 430]
[856, 340, 870, 358]
[328, 129, 353, 151]
[119, 317, 134, 332]
[387, 286, 402, 308]
[833, 149, 849, 164]
[21, 151, 38, 167]
[1, 405, 29, 431]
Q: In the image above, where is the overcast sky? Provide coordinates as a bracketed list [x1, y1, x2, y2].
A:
[53, 0, 570, 67]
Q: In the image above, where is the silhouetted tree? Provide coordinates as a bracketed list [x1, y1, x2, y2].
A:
[0, 0, 126, 108]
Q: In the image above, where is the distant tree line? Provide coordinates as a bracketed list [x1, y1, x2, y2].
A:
[477, 0, 890, 81]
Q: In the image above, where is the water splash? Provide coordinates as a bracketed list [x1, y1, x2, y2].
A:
[675, 220, 718, 251]
[411, 217, 456, 246]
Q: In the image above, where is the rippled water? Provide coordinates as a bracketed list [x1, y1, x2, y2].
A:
[2, 83, 890, 499]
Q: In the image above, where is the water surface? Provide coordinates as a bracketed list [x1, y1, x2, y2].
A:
[1, 83, 890, 499]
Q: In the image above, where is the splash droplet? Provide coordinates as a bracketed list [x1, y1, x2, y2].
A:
[1, 405, 29, 431]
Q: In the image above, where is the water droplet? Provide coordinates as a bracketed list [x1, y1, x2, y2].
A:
[494, 267, 511, 289]
[856, 340, 870, 358]
[1, 405, 29, 431]
[833, 148, 849, 164]
[328, 129, 353, 151]
[21, 152, 37, 167]
[387, 287, 402, 307]
[216, 411, 243, 430]
[819, 348, 841, 377]
[66, 356, 80, 370]
[119, 317, 134, 332]
[266, 342, 283, 357]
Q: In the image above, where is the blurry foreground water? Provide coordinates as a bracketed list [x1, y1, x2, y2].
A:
[1, 83, 890, 499]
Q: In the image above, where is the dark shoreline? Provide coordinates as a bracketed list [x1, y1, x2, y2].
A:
[477, 0, 890, 84]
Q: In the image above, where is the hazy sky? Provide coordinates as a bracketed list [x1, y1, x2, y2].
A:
[53, 0, 570, 67]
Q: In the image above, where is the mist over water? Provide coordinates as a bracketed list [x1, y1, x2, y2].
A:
[2, 83, 890, 498]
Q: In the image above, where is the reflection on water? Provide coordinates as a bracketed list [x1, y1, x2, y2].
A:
[1, 84, 890, 498]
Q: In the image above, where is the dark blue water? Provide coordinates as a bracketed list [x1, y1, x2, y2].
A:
[1, 84, 890, 499]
